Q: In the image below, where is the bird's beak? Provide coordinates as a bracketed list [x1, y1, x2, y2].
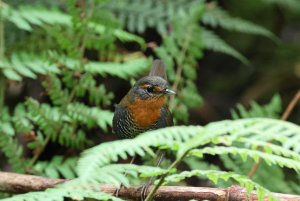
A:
[165, 88, 176, 95]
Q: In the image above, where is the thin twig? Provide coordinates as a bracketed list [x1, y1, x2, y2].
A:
[281, 90, 300, 121]
[27, 135, 51, 169]
[169, 28, 193, 111]
[144, 151, 189, 201]
[248, 90, 300, 178]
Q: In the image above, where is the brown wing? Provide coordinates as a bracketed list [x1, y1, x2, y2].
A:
[149, 59, 167, 80]
[158, 106, 173, 128]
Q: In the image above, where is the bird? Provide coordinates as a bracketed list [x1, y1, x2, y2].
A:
[112, 59, 175, 200]
[113, 59, 175, 139]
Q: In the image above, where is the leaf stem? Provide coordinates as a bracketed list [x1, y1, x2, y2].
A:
[169, 27, 193, 111]
[144, 151, 189, 201]
[27, 135, 51, 169]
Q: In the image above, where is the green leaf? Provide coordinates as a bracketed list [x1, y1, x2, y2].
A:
[203, 3, 278, 42]
[2, 69, 21, 81]
[202, 28, 249, 65]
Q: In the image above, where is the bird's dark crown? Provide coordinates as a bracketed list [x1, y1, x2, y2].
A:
[131, 76, 172, 100]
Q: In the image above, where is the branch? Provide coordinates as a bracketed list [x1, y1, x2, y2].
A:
[281, 90, 300, 121]
[0, 172, 300, 201]
[0, 172, 64, 193]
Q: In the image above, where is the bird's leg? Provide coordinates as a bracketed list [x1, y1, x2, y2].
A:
[140, 151, 165, 201]
[114, 156, 136, 197]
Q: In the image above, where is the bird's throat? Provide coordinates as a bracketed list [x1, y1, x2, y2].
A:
[128, 97, 167, 128]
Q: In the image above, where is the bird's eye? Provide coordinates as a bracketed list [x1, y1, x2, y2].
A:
[146, 86, 154, 93]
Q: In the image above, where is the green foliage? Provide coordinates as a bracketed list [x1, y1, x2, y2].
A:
[154, 4, 205, 122]
[202, 3, 278, 41]
[0, 53, 59, 81]
[224, 95, 300, 193]
[106, 0, 276, 63]
[0, 0, 299, 201]
[231, 94, 282, 119]
[3, 118, 299, 201]
[0, 107, 27, 173]
[106, 0, 202, 34]
[0, 181, 123, 201]
[106, 0, 277, 122]
[201, 28, 249, 64]
[34, 156, 78, 179]
[1, 5, 144, 46]
[0, 132, 27, 173]
[84, 58, 151, 79]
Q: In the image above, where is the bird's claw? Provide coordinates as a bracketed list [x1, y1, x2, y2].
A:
[140, 183, 150, 201]
[114, 184, 124, 198]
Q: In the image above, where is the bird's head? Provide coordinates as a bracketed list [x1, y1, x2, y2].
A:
[132, 76, 175, 100]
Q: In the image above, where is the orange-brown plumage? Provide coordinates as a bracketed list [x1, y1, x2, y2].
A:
[128, 97, 166, 128]
[113, 59, 175, 139]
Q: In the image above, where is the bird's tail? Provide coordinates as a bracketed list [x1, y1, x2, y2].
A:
[148, 59, 167, 80]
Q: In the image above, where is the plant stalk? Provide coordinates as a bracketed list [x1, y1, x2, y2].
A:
[144, 151, 189, 201]
[0, 0, 5, 112]
[169, 27, 193, 111]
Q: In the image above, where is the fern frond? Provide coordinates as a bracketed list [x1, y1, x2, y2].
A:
[177, 118, 299, 157]
[43, 74, 69, 106]
[283, 133, 300, 153]
[0, 108, 27, 172]
[85, 58, 150, 79]
[83, 164, 167, 188]
[237, 138, 300, 161]
[203, 3, 278, 41]
[34, 156, 78, 179]
[66, 102, 113, 131]
[78, 118, 300, 186]
[1, 6, 145, 46]
[25, 99, 91, 149]
[77, 126, 200, 177]
[106, 0, 202, 34]
[164, 170, 277, 201]
[1, 180, 123, 201]
[0, 53, 59, 81]
[201, 28, 249, 64]
[2, 164, 167, 201]
[0, 132, 27, 173]
[0, 51, 148, 83]
[189, 146, 300, 172]
[12, 104, 34, 133]
[1, 6, 69, 31]
[231, 94, 282, 119]
[0, 108, 14, 136]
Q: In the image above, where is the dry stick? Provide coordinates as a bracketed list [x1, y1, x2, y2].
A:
[248, 90, 300, 178]
[281, 90, 300, 121]
[0, 172, 300, 201]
